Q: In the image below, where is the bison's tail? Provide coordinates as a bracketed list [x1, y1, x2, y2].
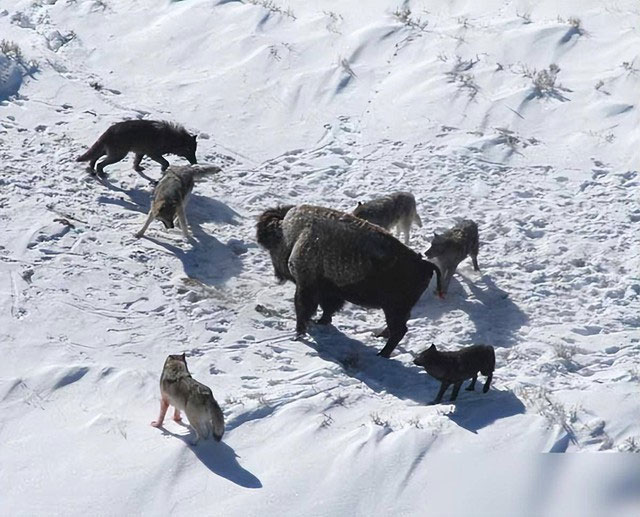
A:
[256, 205, 294, 250]
[425, 260, 442, 297]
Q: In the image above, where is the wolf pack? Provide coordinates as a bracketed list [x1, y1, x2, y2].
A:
[78, 119, 496, 445]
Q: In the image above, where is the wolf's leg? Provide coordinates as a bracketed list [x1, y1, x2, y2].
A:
[135, 211, 155, 238]
[176, 204, 190, 239]
[151, 397, 169, 427]
[450, 381, 463, 401]
[149, 154, 170, 172]
[133, 153, 145, 172]
[378, 309, 409, 358]
[466, 374, 477, 391]
[96, 151, 127, 176]
[89, 151, 105, 172]
[173, 407, 182, 422]
[402, 222, 411, 245]
[482, 372, 493, 393]
[293, 284, 319, 338]
[430, 382, 450, 405]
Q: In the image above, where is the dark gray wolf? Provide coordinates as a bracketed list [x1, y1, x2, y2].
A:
[413, 344, 495, 404]
[151, 353, 225, 444]
[352, 191, 422, 244]
[135, 165, 220, 239]
[76, 120, 198, 178]
[256, 204, 442, 358]
[424, 219, 479, 295]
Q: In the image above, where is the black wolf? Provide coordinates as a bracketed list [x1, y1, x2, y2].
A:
[413, 344, 495, 404]
[256, 204, 442, 358]
[424, 219, 479, 296]
[77, 120, 197, 179]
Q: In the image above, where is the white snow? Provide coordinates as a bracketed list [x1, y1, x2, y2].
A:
[1, 0, 639, 515]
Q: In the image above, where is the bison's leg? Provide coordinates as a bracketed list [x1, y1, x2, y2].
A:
[430, 381, 450, 405]
[466, 374, 477, 391]
[317, 289, 344, 325]
[482, 372, 493, 393]
[377, 309, 409, 358]
[294, 284, 319, 337]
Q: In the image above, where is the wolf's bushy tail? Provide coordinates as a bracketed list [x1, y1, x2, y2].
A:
[256, 205, 294, 250]
[76, 135, 105, 162]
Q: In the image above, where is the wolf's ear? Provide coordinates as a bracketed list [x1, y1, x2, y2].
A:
[433, 232, 438, 237]
[192, 135, 197, 141]
[429, 343, 436, 350]
[181, 352, 186, 361]
[357, 201, 362, 206]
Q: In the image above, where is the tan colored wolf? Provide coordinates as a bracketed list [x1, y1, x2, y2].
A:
[352, 191, 423, 245]
[151, 353, 225, 445]
[135, 165, 220, 240]
[76, 119, 198, 179]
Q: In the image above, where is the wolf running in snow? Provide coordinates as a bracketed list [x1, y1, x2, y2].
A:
[135, 165, 220, 240]
[77, 120, 198, 179]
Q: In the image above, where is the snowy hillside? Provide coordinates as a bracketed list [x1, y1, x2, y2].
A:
[1, 0, 639, 515]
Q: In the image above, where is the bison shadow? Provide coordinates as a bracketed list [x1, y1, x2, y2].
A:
[412, 272, 527, 348]
[301, 324, 436, 405]
[158, 426, 262, 489]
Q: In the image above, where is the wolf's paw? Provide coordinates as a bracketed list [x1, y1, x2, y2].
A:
[173, 416, 183, 423]
[315, 316, 332, 325]
[134, 165, 145, 172]
[134, 232, 143, 239]
[150, 420, 162, 428]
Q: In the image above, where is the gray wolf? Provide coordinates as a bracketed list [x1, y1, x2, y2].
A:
[352, 191, 422, 244]
[256, 204, 442, 358]
[135, 165, 220, 239]
[76, 120, 198, 179]
[424, 219, 479, 295]
[151, 353, 225, 444]
[413, 344, 495, 404]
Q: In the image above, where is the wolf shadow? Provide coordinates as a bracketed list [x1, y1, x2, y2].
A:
[158, 426, 261, 488]
[97, 180, 243, 286]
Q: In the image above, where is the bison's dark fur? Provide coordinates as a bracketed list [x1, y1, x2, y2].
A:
[256, 204, 442, 358]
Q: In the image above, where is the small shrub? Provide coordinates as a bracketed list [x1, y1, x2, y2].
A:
[393, 7, 428, 31]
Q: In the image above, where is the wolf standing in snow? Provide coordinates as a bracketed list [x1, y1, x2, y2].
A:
[76, 120, 198, 179]
[424, 219, 480, 296]
[135, 165, 220, 240]
[352, 191, 423, 245]
[256, 204, 442, 358]
[413, 344, 495, 404]
[151, 353, 225, 445]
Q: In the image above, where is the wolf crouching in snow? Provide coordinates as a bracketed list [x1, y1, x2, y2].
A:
[424, 219, 480, 296]
[135, 165, 220, 239]
[256, 205, 442, 358]
[76, 120, 198, 179]
[352, 191, 423, 245]
[151, 353, 225, 445]
[413, 344, 495, 404]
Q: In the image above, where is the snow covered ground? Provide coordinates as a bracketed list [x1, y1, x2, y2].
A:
[1, 0, 639, 515]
